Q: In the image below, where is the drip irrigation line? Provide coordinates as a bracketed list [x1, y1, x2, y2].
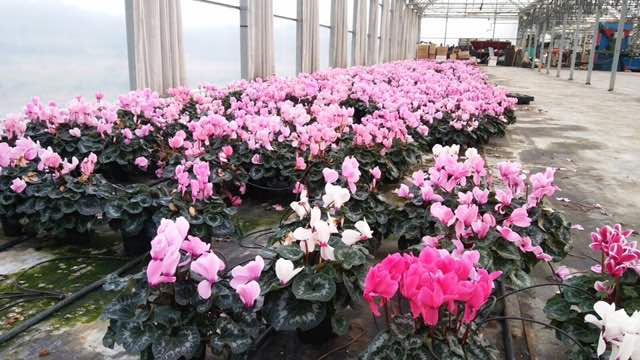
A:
[316, 323, 366, 360]
[0, 253, 147, 345]
[475, 316, 596, 359]
[0, 236, 28, 252]
[245, 181, 291, 192]
[492, 282, 597, 306]
[497, 281, 515, 360]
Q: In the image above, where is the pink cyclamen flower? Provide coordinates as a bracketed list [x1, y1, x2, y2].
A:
[554, 265, 573, 280]
[230, 255, 265, 289]
[295, 154, 307, 171]
[191, 251, 226, 299]
[147, 217, 190, 286]
[169, 130, 186, 149]
[322, 168, 339, 184]
[394, 184, 413, 199]
[472, 187, 489, 205]
[236, 280, 261, 308]
[363, 262, 399, 316]
[505, 207, 531, 228]
[251, 153, 262, 165]
[135, 156, 149, 171]
[10, 178, 26, 193]
[80, 153, 97, 177]
[341, 156, 361, 193]
[181, 235, 210, 258]
[68, 128, 81, 137]
[431, 202, 456, 226]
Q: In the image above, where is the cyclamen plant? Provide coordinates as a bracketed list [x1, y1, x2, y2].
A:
[392, 145, 572, 287]
[544, 223, 639, 360]
[261, 176, 374, 338]
[103, 217, 265, 359]
[361, 246, 502, 359]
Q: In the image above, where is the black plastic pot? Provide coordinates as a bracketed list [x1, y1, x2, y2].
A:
[64, 230, 97, 244]
[296, 315, 333, 345]
[103, 164, 130, 183]
[1, 216, 23, 237]
[121, 222, 155, 256]
[245, 179, 296, 204]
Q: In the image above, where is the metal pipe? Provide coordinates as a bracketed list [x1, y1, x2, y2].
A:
[239, 0, 249, 79]
[531, 24, 538, 69]
[609, 0, 628, 91]
[586, 8, 601, 85]
[538, 21, 547, 72]
[546, 35, 554, 75]
[443, 0, 450, 45]
[557, 14, 567, 78]
[569, 5, 583, 80]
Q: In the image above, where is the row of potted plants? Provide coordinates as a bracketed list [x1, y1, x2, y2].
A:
[0, 60, 517, 252]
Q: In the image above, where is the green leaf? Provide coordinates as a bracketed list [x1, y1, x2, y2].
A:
[76, 197, 102, 216]
[493, 241, 522, 261]
[153, 305, 181, 327]
[335, 246, 367, 269]
[210, 317, 255, 355]
[249, 166, 264, 180]
[331, 312, 350, 336]
[508, 269, 531, 289]
[116, 322, 155, 354]
[390, 314, 415, 338]
[292, 272, 336, 302]
[104, 201, 123, 219]
[102, 294, 149, 322]
[543, 295, 572, 322]
[264, 290, 327, 331]
[204, 212, 223, 228]
[276, 245, 304, 261]
[151, 326, 201, 360]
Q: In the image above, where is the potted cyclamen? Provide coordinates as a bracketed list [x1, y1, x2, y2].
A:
[103, 217, 265, 360]
[543, 223, 640, 359]
[261, 174, 374, 344]
[361, 246, 502, 359]
[392, 145, 572, 287]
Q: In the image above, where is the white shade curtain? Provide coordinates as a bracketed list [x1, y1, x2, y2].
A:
[298, 0, 320, 73]
[128, 0, 186, 93]
[379, 0, 391, 62]
[247, 0, 274, 79]
[353, 0, 368, 66]
[330, 0, 349, 68]
[366, 0, 379, 65]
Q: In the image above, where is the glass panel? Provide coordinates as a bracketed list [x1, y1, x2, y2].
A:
[211, 0, 240, 6]
[274, 17, 297, 77]
[319, 26, 331, 69]
[183, 0, 241, 86]
[0, 0, 128, 115]
[273, 0, 297, 19]
[319, 0, 332, 26]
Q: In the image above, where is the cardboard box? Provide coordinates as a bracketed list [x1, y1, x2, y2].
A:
[436, 47, 448, 56]
[429, 45, 437, 55]
[488, 56, 498, 67]
[457, 51, 470, 60]
[450, 52, 458, 60]
[416, 44, 429, 59]
[436, 55, 447, 62]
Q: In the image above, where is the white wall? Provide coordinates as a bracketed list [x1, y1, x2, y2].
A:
[420, 17, 519, 46]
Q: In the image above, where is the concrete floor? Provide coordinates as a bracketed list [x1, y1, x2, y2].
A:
[483, 66, 640, 359]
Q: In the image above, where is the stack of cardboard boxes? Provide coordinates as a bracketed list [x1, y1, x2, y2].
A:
[415, 43, 471, 61]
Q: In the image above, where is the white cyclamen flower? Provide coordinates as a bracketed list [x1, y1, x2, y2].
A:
[275, 258, 303, 285]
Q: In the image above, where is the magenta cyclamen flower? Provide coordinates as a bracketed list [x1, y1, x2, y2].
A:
[364, 247, 501, 327]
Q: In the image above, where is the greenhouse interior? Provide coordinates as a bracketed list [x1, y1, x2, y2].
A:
[0, 0, 639, 359]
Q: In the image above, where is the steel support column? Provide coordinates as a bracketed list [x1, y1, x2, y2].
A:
[546, 35, 554, 75]
[569, 5, 583, 80]
[531, 24, 539, 69]
[556, 14, 567, 78]
[538, 21, 547, 72]
[240, 0, 249, 79]
[609, 0, 628, 91]
[586, 8, 601, 85]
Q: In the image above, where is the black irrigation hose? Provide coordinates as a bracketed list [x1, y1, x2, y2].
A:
[245, 181, 291, 192]
[497, 281, 516, 360]
[491, 283, 598, 306]
[0, 236, 28, 252]
[0, 253, 147, 345]
[475, 316, 596, 359]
